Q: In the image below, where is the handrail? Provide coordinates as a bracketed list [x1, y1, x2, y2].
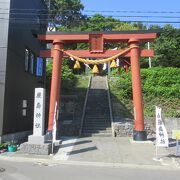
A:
[79, 76, 92, 136]
[106, 76, 115, 137]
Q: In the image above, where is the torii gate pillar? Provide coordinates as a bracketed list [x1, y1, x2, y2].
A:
[129, 38, 147, 141]
[47, 40, 63, 132]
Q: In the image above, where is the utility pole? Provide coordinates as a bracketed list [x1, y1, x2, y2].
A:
[147, 42, 152, 68]
[48, 0, 51, 11]
[146, 24, 152, 68]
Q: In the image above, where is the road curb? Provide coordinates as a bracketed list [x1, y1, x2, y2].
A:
[0, 154, 180, 170]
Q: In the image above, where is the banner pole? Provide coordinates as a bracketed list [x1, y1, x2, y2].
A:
[51, 140, 54, 155]
[176, 139, 179, 156]
[51, 102, 57, 155]
[155, 142, 158, 159]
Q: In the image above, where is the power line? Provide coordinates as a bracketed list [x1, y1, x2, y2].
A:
[0, 15, 180, 23]
[86, 15, 180, 19]
[84, 10, 180, 14]
[0, 18, 179, 24]
[0, 11, 180, 19]
[0, 7, 180, 14]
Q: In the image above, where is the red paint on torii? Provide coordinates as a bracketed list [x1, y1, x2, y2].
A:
[37, 30, 158, 141]
[40, 49, 154, 58]
[38, 32, 157, 43]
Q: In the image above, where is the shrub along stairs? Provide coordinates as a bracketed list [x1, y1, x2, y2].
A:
[82, 76, 112, 137]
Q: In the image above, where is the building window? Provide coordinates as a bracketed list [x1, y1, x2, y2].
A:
[25, 48, 29, 72]
[30, 52, 35, 75]
[36, 57, 43, 77]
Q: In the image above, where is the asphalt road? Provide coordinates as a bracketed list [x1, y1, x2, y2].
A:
[0, 160, 180, 180]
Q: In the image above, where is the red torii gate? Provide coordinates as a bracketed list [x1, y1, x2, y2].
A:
[38, 30, 157, 141]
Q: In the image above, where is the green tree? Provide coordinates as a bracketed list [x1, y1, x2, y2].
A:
[132, 22, 146, 30]
[152, 25, 180, 67]
[80, 14, 143, 32]
[46, 0, 85, 28]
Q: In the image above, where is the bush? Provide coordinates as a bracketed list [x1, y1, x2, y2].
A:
[46, 59, 76, 93]
[110, 67, 180, 117]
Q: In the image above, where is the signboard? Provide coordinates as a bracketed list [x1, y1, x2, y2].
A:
[89, 34, 104, 53]
[33, 88, 45, 136]
[156, 106, 169, 147]
[172, 130, 180, 140]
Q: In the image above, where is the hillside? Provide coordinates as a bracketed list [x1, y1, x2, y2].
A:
[109, 67, 180, 118]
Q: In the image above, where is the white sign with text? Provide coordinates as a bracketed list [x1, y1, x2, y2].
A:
[156, 106, 169, 147]
[33, 88, 45, 136]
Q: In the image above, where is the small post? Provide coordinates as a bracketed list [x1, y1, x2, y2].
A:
[155, 141, 159, 160]
[172, 130, 180, 156]
[176, 139, 179, 156]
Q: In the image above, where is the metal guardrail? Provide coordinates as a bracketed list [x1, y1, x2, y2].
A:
[79, 76, 92, 136]
[106, 76, 115, 137]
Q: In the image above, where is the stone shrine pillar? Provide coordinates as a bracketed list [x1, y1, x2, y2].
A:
[28, 88, 46, 144]
[21, 88, 51, 155]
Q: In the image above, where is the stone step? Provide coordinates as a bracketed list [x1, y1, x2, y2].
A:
[86, 104, 109, 107]
[84, 120, 110, 124]
[84, 118, 110, 123]
[85, 116, 110, 118]
[85, 107, 109, 109]
[86, 112, 109, 114]
[85, 114, 110, 116]
[83, 126, 112, 130]
[85, 120, 110, 122]
[82, 76, 112, 137]
[83, 123, 111, 126]
[82, 131, 112, 135]
[88, 97, 107, 99]
[83, 126, 111, 130]
[82, 132, 112, 137]
[85, 115, 110, 118]
[85, 109, 110, 112]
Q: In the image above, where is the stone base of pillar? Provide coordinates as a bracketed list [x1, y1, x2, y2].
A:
[19, 135, 52, 155]
[28, 135, 45, 144]
[133, 130, 147, 141]
[20, 142, 52, 155]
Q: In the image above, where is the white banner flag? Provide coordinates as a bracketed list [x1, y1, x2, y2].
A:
[156, 106, 169, 147]
[116, 58, 120, 67]
[52, 102, 57, 143]
[102, 63, 107, 70]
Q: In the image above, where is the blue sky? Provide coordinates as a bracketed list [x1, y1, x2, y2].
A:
[81, 0, 180, 27]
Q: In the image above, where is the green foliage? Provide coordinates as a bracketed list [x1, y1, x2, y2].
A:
[79, 14, 145, 32]
[110, 67, 180, 117]
[46, 59, 75, 93]
[61, 60, 75, 80]
[80, 14, 119, 31]
[0, 143, 8, 150]
[152, 25, 180, 67]
[47, 0, 85, 28]
[141, 67, 180, 98]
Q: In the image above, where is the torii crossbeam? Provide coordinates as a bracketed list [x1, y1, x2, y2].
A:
[37, 30, 159, 141]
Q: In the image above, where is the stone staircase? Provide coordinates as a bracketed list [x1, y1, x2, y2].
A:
[82, 76, 112, 137]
